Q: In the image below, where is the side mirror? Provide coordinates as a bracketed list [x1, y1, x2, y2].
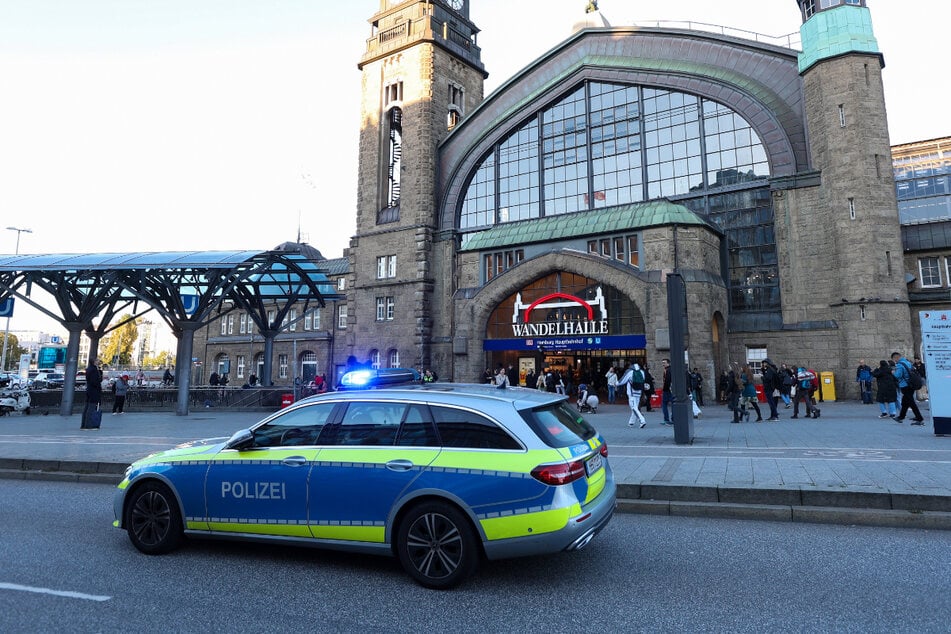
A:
[225, 428, 255, 451]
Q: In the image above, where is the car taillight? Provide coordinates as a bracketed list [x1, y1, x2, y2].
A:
[531, 460, 586, 486]
[599, 442, 608, 458]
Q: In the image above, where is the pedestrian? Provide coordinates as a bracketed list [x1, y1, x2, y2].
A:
[780, 364, 795, 408]
[81, 355, 103, 430]
[718, 370, 730, 403]
[162, 367, 173, 386]
[494, 366, 509, 387]
[661, 358, 672, 424]
[690, 368, 704, 406]
[740, 364, 763, 422]
[912, 356, 928, 402]
[856, 360, 873, 404]
[135, 369, 145, 387]
[726, 364, 743, 423]
[536, 370, 547, 390]
[209, 371, 220, 386]
[791, 366, 819, 419]
[112, 374, 130, 414]
[483, 368, 494, 384]
[423, 368, 438, 383]
[621, 364, 647, 428]
[526, 368, 537, 390]
[605, 366, 618, 404]
[219, 373, 229, 386]
[641, 364, 655, 411]
[871, 360, 898, 419]
[761, 357, 782, 421]
[891, 352, 924, 424]
[506, 364, 519, 387]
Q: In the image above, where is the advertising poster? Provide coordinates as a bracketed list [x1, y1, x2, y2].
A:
[920, 310, 951, 435]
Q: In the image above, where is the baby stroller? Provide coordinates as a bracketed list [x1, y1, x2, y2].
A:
[576, 383, 599, 414]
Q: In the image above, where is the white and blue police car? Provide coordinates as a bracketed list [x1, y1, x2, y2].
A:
[114, 369, 616, 588]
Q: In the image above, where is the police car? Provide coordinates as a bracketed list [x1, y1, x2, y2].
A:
[113, 370, 616, 589]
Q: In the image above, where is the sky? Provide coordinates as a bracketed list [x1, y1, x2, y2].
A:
[0, 0, 947, 335]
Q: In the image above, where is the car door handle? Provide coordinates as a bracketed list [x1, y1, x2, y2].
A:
[282, 456, 308, 467]
[385, 459, 415, 472]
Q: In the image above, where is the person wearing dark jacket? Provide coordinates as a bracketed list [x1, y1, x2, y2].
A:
[761, 358, 781, 421]
[81, 356, 103, 430]
[871, 360, 898, 418]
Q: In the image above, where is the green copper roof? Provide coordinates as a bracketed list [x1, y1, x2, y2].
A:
[798, 6, 879, 74]
[460, 199, 710, 252]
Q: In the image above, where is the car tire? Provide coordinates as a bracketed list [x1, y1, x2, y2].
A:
[125, 481, 184, 555]
[395, 501, 479, 589]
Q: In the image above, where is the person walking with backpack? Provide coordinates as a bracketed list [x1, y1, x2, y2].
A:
[891, 352, 925, 424]
[619, 364, 647, 428]
[791, 366, 818, 419]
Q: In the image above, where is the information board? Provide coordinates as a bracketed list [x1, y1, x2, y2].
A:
[920, 310, 951, 435]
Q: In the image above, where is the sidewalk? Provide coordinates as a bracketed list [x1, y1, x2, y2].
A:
[1, 398, 949, 529]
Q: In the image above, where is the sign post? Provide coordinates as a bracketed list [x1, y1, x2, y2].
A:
[920, 310, 951, 436]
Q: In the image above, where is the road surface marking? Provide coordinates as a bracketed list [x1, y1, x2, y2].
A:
[0, 582, 111, 602]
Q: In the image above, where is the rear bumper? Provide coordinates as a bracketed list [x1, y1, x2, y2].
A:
[482, 466, 617, 560]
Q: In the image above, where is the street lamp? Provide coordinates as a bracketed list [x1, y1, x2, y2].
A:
[1, 226, 33, 371]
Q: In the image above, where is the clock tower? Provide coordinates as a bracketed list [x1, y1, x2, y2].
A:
[347, 1, 486, 371]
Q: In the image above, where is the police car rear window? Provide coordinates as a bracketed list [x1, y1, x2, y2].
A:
[519, 402, 596, 449]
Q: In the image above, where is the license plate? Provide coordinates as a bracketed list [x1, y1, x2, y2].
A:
[585, 451, 603, 476]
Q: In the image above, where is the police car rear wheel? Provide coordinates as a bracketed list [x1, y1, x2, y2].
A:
[396, 502, 478, 589]
[126, 481, 183, 555]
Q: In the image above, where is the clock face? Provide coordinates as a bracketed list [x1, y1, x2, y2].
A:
[449, 0, 464, 10]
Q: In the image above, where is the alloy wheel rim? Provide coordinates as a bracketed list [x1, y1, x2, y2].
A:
[405, 512, 463, 579]
[130, 491, 171, 546]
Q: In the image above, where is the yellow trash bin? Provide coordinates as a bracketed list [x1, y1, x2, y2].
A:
[820, 371, 835, 401]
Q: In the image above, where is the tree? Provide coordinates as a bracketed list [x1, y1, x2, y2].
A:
[142, 352, 176, 369]
[1, 333, 29, 371]
[100, 316, 139, 367]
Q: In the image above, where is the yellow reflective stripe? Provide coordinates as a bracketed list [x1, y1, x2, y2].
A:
[584, 466, 606, 504]
[117, 479, 129, 490]
[205, 522, 312, 538]
[480, 502, 583, 540]
[311, 525, 385, 543]
[430, 448, 564, 473]
[587, 437, 601, 451]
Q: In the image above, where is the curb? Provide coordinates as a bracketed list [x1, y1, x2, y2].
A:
[4, 460, 951, 531]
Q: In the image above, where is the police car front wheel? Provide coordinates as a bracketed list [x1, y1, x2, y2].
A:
[125, 481, 184, 555]
[396, 502, 479, 589]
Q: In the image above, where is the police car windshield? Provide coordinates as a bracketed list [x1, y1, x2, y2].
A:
[519, 401, 597, 449]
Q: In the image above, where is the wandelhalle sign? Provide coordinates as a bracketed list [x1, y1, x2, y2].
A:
[483, 288, 647, 351]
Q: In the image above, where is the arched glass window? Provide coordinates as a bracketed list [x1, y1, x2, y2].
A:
[369, 349, 381, 369]
[388, 349, 400, 368]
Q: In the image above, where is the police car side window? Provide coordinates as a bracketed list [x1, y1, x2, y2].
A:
[333, 402, 404, 446]
[395, 404, 439, 447]
[431, 405, 521, 450]
[253, 402, 336, 447]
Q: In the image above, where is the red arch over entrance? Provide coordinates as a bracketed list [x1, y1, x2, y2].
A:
[523, 292, 594, 322]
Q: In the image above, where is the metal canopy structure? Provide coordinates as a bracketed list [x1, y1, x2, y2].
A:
[0, 248, 338, 416]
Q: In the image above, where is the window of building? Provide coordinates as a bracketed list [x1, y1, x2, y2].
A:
[267, 309, 276, 328]
[384, 80, 403, 106]
[838, 104, 846, 127]
[289, 308, 297, 331]
[220, 317, 227, 336]
[338, 305, 348, 329]
[382, 107, 402, 222]
[849, 197, 856, 220]
[239, 313, 248, 334]
[388, 349, 400, 368]
[483, 249, 524, 281]
[369, 349, 381, 369]
[300, 352, 318, 383]
[236, 355, 246, 379]
[376, 297, 395, 321]
[227, 314, 235, 335]
[746, 347, 767, 375]
[448, 83, 464, 131]
[628, 235, 640, 269]
[377, 255, 397, 279]
[311, 309, 321, 330]
[278, 354, 288, 379]
[919, 257, 942, 288]
[304, 311, 312, 331]
[802, 0, 816, 18]
[337, 277, 346, 291]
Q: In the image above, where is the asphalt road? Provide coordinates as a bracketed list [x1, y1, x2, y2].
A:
[3, 480, 950, 632]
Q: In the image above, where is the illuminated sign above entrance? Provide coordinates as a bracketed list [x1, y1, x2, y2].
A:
[511, 288, 608, 337]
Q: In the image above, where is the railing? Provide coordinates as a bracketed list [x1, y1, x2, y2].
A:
[24, 386, 301, 413]
[630, 20, 802, 50]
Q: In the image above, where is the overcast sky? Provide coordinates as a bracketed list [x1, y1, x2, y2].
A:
[1, 0, 946, 335]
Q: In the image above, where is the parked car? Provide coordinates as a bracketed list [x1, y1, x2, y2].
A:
[32, 372, 65, 389]
[0, 372, 24, 389]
